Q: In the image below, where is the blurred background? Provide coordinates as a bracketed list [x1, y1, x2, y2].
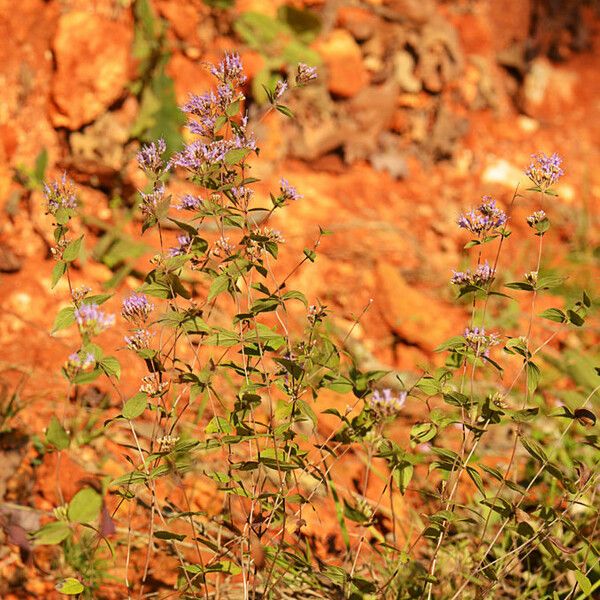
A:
[0, 0, 599, 596]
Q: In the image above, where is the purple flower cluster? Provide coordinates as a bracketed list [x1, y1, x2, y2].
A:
[140, 183, 166, 217]
[74, 304, 115, 336]
[451, 261, 495, 287]
[458, 196, 507, 236]
[65, 351, 95, 372]
[463, 327, 500, 357]
[367, 388, 407, 420]
[168, 234, 193, 257]
[44, 174, 77, 215]
[296, 63, 318, 86]
[124, 329, 153, 351]
[121, 292, 153, 324]
[525, 153, 563, 190]
[176, 194, 203, 211]
[210, 51, 247, 86]
[279, 178, 302, 202]
[212, 236, 234, 257]
[171, 136, 256, 173]
[274, 80, 288, 100]
[231, 186, 253, 205]
[137, 139, 167, 176]
[526, 210, 547, 227]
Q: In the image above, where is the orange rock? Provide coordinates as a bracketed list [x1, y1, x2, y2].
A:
[374, 262, 464, 352]
[314, 29, 369, 98]
[166, 52, 214, 106]
[51, 12, 134, 129]
[337, 6, 379, 41]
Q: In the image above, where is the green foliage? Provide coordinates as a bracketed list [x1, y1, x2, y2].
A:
[234, 7, 321, 103]
[130, 0, 185, 152]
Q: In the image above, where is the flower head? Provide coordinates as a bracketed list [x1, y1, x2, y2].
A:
[367, 388, 407, 420]
[124, 329, 153, 351]
[274, 80, 288, 100]
[64, 350, 96, 378]
[463, 327, 500, 357]
[525, 153, 563, 190]
[451, 261, 495, 287]
[210, 52, 247, 87]
[122, 292, 153, 324]
[279, 178, 302, 202]
[168, 234, 193, 257]
[74, 304, 115, 336]
[137, 139, 167, 175]
[44, 174, 77, 215]
[140, 183, 166, 218]
[296, 63, 318, 86]
[176, 194, 203, 211]
[458, 196, 507, 236]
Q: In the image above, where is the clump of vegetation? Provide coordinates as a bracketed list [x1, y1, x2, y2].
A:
[37, 52, 598, 599]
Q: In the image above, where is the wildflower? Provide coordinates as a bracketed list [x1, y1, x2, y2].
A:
[274, 80, 288, 100]
[279, 178, 302, 202]
[74, 304, 115, 336]
[525, 152, 563, 190]
[122, 292, 154, 324]
[231, 186, 254, 205]
[137, 139, 167, 175]
[367, 388, 407, 420]
[524, 271, 538, 285]
[64, 351, 96, 378]
[44, 174, 77, 215]
[124, 329, 153, 351]
[458, 196, 507, 236]
[140, 183, 166, 218]
[212, 236, 234, 257]
[157, 435, 180, 452]
[168, 234, 193, 257]
[140, 375, 168, 396]
[71, 286, 91, 303]
[210, 52, 247, 86]
[451, 261, 495, 287]
[463, 327, 500, 357]
[176, 194, 203, 211]
[296, 63, 318, 85]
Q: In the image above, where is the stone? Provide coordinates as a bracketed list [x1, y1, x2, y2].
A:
[51, 12, 134, 129]
[374, 262, 463, 352]
[315, 29, 369, 98]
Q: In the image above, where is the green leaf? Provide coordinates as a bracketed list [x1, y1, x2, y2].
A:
[410, 422, 437, 447]
[574, 570, 592, 596]
[343, 499, 370, 524]
[56, 578, 85, 595]
[46, 415, 69, 450]
[154, 530, 186, 541]
[68, 488, 102, 523]
[63, 236, 84, 263]
[526, 361, 541, 395]
[392, 463, 414, 495]
[567, 310, 585, 327]
[208, 273, 231, 300]
[223, 147, 250, 166]
[275, 104, 294, 118]
[206, 416, 233, 434]
[34, 521, 71, 545]
[52, 307, 75, 334]
[99, 356, 121, 380]
[303, 248, 316, 262]
[51, 261, 67, 289]
[123, 392, 148, 420]
[539, 308, 566, 323]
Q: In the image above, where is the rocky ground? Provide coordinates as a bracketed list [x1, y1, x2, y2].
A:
[0, 0, 599, 597]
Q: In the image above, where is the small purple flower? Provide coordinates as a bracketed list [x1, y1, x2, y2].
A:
[124, 329, 153, 351]
[137, 139, 167, 175]
[168, 234, 192, 257]
[44, 173, 77, 215]
[210, 52, 247, 86]
[231, 186, 253, 205]
[367, 388, 407, 420]
[176, 194, 203, 211]
[74, 304, 115, 336]
[463, 327, 500, 357]
[525, 153, 563, 190]
[274, 80, 288, 100]
[212, 236, 234, 257]
[451, 261, 495, 287]
[66, 351, 95, 370]
[526, 210, 547, 227]
[296, 63, 318, 86]
[458, 196, 507, 236]
[140, 183, 166, 217]
[122, 292, 154, 324]
[280, 178, 302, 202]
